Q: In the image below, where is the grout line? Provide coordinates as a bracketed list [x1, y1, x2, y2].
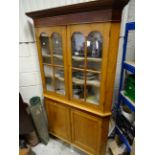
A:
[19, 71, 41, 74]
[19, 70, 40, 73]
[19, 41, 36, 44]
[20, 84, 42, 87]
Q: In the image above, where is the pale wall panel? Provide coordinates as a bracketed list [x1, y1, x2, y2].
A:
[19, 0, 35, 42]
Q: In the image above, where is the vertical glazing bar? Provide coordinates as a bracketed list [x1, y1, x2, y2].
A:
[49, 34, 56, 91]
[49, 34, 54, 65]
[84, 36, 87, 102]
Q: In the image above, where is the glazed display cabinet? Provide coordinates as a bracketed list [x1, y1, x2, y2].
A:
[26, 0, 129, 154]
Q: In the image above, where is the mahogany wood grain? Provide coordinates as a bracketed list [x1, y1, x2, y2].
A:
[26, 0, 129, 28]
[33, 9, 112, 28]
[26, 0, 129, 19]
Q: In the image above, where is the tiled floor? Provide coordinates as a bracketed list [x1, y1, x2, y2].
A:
[32, 137, 111, 155]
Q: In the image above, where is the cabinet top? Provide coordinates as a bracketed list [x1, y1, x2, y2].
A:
[26, 0, 129, 19]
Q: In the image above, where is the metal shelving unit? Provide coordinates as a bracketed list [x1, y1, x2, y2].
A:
[115, 22, 135, 153]
[115, 126, 131, 151]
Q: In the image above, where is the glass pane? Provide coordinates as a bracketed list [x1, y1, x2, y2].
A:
[86, 72, 100, 105]
[54, 67, 65, 95]
[51, 32, 64, 66]
[72, 70, 85, 100]
[72, 32, 85, 68]
[87, 31, 103, 70]
[43, 65, 54, 91]
[40, 33, 51, 64]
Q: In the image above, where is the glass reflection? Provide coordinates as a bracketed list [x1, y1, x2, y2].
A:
[40, 33, 51, 64]
[72, 32, 85, 57]
[87, 31, 103, 58]
[86, 73, 100, 105]
[87, 31, 103, 70]
[72, 70, 85, 100]
[43, 65, 54, 91]
[55, 68, 65, 95]
[72, 32, 85, 68]
[52, 32, 63, 55]
[51, 32, 64, 66]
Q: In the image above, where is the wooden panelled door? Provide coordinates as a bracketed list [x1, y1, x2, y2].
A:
[35, 26, 68, 99]
[67, 23, 111, 110]
[46, 99, 71, 141]
[71, 109, 103, 155]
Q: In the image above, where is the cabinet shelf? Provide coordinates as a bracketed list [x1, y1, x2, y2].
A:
[86, 97, 98, 105]
[56, 89, 65, 95]
[45, 74, 64, 81]
[55, 74, 64, 81]
[72, 77, 100, 87]
[42, 54, 51, 58]
[43, 63, 52, 66]
[53, 54, 63, 59]
[72, 67, 101, 74]
[72, 56, 84, 61]
[72, 77, 84, 85]
[45, 75, 53, 78]
[120, 91, 135, 112]
[43, 63, 64, 69]
[72, 56, 102, 62]
[87, 57, 102, 62]
[87, 80, 100, 87]
[123, 61, 135, 74]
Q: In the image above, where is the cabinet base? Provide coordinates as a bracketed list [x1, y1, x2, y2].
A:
[45, 98, 110, 155]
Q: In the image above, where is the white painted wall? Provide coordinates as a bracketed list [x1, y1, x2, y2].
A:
[19, 0, 135, 105]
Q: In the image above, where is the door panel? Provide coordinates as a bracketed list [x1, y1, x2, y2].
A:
[47, 100, 71, 141]
[71, 109, 102, 155]
[36, 26, 68, 98]
[68, 23, 111, 109]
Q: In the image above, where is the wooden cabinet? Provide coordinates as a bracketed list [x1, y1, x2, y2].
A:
[26, 1, 128, 154]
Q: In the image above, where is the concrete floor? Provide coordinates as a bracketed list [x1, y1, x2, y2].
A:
[32, 137, 111, 155]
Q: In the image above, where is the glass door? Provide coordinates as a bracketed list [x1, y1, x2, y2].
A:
[69, 23, 110, 107]
[38, 27, 67, 97]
